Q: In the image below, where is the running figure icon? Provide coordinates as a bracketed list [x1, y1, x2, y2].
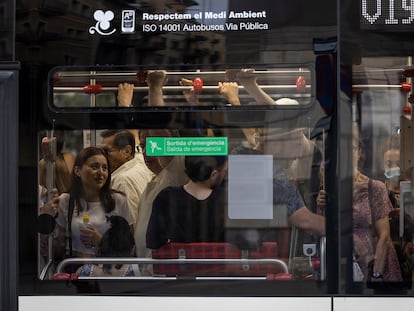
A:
[149, 140, 162, 153]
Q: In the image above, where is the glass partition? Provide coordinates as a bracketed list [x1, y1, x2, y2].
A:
[342, 0, 414, 293]
[17, 0, 337, 298]
[36, 103, 327, 284]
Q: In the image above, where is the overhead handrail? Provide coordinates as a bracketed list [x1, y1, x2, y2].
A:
[53, 84, 310, 93]
[55, 69, 311, 79]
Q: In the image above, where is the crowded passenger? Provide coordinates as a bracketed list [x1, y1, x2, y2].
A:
[146, 156, 227, 249]
[382, 131, 414, 233]
[100, 129, 153, 224]
[218, 69, 325, 235]
[219, 68, 322, 193]
[381, 131, 413, 289]
[44, 147, 133, 266]
[318, 127, 401, 282]
[134, 129, 188, 263]
[253, 127, 325, 236]
[353, 129, 402, 282]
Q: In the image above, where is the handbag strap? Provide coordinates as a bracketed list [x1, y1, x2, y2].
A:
[368, 178, 376, 236]
[67, 197, 74, 257]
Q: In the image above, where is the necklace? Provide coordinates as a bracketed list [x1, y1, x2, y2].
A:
[353, 170, 366, 189]
[353, 171, 360, 184]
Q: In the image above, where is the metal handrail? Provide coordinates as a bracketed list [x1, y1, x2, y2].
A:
[53, 84, 311, 93]
[39, 258, 54, 280]
[319, 236, 326, 281]
[76, 276, 270, 280]
[352, 84, 404, 88]
[56, 257, 289, 274]
[55, 69, 311, 79]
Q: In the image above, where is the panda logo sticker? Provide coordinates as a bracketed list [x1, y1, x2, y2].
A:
[89, 10, 116, 36]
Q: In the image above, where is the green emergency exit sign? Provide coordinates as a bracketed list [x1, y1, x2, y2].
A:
[145, 137, 228, 156]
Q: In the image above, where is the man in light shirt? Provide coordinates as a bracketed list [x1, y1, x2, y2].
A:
[100, 130, 154, 225]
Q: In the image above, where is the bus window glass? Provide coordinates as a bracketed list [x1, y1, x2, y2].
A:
[16, 0, 337, 298]
[351, 57, 414, 290]
[37, 105, 328, 282]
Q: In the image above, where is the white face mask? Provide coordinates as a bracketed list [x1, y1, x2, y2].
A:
[384, 167, 401, 179]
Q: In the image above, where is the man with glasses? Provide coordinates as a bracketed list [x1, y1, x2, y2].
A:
[100, 130, 153, 225]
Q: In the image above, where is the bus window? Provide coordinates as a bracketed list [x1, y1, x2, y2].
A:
[351, 58, 414, 292]
[37, 111, 328, 282]
[16, 0, 338, 300]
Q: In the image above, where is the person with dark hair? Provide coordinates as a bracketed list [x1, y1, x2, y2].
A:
[77, 215, 137, 277]
[100, 129, 153, 225]
[51, 147, 133, 259]
[146, 156, 227, 249]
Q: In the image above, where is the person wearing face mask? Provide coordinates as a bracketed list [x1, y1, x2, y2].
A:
[346, 128, 402, 284]
[146, 156, 227, 249]
[382, 132, 414, 291]
[381, 132, 414, 239]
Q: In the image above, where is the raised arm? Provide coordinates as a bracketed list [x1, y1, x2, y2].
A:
[146, 70, 167, 107]
[234, 68, 276, 105]
[117, 82, 139, 146]
[218, 81, 257, 147]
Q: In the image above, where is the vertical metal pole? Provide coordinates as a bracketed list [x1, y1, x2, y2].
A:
[45, 130, 56, 279]
[88, 70, 97, 147]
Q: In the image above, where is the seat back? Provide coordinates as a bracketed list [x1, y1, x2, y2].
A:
[152, 242, 285, 277]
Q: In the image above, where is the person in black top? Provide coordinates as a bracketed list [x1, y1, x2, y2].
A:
[146, 156, 227, 249]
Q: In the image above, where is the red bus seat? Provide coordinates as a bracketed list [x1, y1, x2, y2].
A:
[152, 242, 288, 277]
